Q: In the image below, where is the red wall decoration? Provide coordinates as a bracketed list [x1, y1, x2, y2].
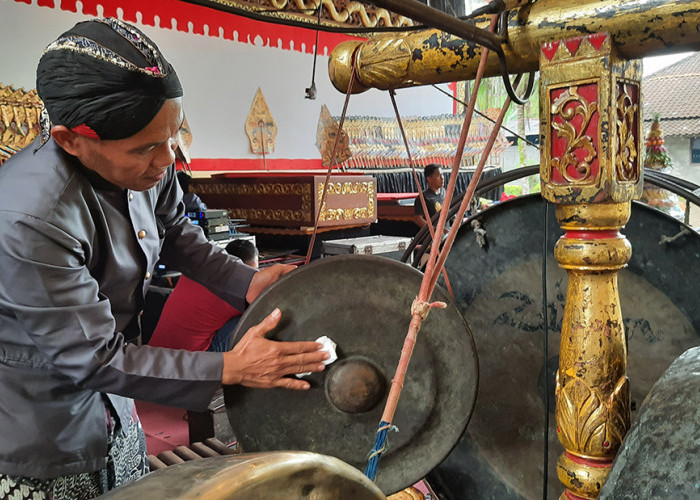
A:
[14, 0, 360, 55]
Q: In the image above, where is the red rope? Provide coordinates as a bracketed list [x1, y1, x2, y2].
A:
[415, 13, 498, 308]
[380, 14, 500, 426]
[389, 90, 454, 299]
[428, 89, 515, 295]
[304, 50, 358, 264]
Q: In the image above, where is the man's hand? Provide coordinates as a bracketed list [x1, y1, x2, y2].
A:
[245, 264, 295, 304]
[222, 308, 328, 390]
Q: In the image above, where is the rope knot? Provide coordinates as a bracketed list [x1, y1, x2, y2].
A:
[471, 219, 487, 248]
[411, 297, 447, 320]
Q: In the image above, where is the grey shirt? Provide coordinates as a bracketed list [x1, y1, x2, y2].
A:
[0, 139, 256, 479]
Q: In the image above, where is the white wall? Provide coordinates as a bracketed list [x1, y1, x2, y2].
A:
[0, 0, 453, 160]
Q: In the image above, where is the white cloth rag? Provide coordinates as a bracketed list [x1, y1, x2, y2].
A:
[296, 335, 338, 377]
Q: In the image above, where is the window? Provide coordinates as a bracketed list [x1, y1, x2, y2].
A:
[692, 138, 700, 164]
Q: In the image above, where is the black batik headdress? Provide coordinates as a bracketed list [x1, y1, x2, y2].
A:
[36, 18, 183, 142]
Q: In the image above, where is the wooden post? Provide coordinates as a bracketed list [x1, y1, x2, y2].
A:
[538, 33, 642, 499]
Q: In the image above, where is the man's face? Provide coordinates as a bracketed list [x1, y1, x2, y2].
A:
[66, 98, 184, 191]
[428, 169, 444, 192]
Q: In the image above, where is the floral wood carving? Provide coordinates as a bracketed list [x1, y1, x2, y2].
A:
[556, 373, 630, 456]
[358, 37, 411, 89]
[615, 82, 639, 182]
[0, 84, 43, 165]
[551, 86, 598, 184]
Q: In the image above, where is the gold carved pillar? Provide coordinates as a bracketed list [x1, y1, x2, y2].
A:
[539, 33, 642, 499]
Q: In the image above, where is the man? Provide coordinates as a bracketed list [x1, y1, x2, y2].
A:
[0, 18, 327, 499]
[413, 163, 446, 227]
[149, 239, 259, 352]
[176, 170, 208, 213]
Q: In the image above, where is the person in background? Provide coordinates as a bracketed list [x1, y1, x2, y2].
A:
[149, 239, 259, 352]
[0, 18, 327, 499]
[176, 169, 208, 213]
[413, 163, 446, 227]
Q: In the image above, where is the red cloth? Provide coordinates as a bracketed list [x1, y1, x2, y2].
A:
[149, 276, 241, 351]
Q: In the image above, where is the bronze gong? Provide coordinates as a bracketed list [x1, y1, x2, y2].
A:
[99, 452, 386, 499]
[427, 194, 700, 499]
[224, 255, 478, 495]
[600, 346, 700, 499]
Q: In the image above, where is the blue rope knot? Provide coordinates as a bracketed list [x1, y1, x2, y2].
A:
[364, 420, 400, 480]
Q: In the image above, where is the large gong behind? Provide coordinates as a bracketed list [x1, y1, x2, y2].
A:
[224, 255, 478, 495]
[428, 194, 700, 499]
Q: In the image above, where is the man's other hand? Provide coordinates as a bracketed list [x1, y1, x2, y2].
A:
[222, 308, 328, 390]
[245, 264, 295, 304]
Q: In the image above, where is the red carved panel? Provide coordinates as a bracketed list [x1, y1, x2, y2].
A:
[550, 83, 600, 185]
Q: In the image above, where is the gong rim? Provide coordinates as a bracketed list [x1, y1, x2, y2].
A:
[99, 453, 386, 500]
[224, 255, 479, 495]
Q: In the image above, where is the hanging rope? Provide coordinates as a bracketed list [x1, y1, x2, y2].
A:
[389, 89, 454, 299]
[418, 16, 502, 302]
[365, 14, 501, 481]
[426, 84, 516, 295]
[304, 50, 358, 264]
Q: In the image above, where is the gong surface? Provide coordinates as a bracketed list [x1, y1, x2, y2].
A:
[224, 255, 478, 495]
[600, 346, 700, 499]
[99, 452, 386, 499]
[427, 195, 700, 500]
